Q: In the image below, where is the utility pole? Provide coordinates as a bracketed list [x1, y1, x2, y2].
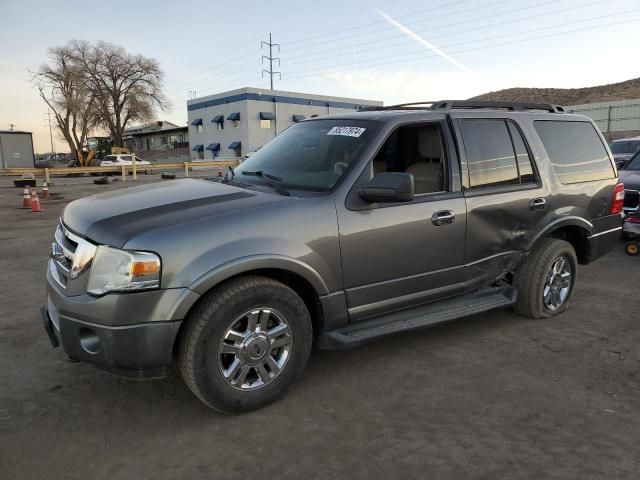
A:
[46, 110, 54, 154]
[261, 33, 281, 90]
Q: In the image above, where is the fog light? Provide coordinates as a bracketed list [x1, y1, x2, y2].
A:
[78, 328, 100, 354]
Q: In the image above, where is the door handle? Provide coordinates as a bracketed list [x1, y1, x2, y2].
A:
[432, 210, 455, 226]
[529, 198, 546, 211]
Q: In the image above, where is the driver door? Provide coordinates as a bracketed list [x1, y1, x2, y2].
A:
[337, 120, 467, 321]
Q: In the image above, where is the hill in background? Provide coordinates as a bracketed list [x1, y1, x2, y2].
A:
[469, 78, 640, 106]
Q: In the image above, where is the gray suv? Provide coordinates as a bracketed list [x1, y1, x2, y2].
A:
[43, 101, 623, 413]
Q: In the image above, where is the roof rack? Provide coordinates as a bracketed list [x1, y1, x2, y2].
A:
[359, 100, 566, 113]
[431, 100, 565, 113]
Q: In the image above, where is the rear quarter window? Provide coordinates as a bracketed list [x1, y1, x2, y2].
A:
[534, 120, 615, 184]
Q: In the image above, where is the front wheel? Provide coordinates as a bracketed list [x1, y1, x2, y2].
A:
[176, 276, 312, 413]
[513, 238, 577, 319]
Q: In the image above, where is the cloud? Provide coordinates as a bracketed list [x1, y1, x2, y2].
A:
[376, 8, 473, 73]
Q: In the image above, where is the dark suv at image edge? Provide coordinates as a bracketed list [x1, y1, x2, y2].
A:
[42, 100, 623, 413]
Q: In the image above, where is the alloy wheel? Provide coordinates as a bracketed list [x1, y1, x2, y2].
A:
[218, 308, 292, 391]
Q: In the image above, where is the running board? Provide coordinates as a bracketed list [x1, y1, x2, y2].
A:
[318, 287, 517, 350]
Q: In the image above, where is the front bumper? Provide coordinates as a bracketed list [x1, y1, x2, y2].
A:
[44, 270, 200, 379]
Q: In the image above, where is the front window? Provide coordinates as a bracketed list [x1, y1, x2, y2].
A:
[234, 119, 378, 192]
[610, 141, 640, 155]
[624, 151, 640, 171]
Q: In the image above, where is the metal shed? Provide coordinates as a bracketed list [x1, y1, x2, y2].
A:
[0, 131, 35, 168]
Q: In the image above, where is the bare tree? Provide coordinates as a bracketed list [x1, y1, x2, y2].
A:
[72, 40, 169, 147]
[33, 45, 99, 162]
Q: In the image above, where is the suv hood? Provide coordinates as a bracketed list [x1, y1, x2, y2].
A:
[63, 179, 280, 247]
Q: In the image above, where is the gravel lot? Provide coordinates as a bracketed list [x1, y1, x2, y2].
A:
[1, 176, 639, 479]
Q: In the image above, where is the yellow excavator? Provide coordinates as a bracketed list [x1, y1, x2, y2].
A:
[73, 137, 130, 167]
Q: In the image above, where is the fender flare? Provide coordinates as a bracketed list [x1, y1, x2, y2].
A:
[526, 216, 593, 251]
[188, 254, 330, 297]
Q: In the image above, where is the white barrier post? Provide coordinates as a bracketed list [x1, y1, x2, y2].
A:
[132, 152, 137, 180]
[44, 168, 50, 185]
[121, 165, 126, 182]
[184, 162, 189, 177]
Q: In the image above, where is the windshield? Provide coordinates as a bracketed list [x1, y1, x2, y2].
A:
[233, 119, 378, 192]
[623, 151, 640, 171]
[610, 141, 640, 154]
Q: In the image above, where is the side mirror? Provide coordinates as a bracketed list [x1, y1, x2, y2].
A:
[358, 172, 414, 203]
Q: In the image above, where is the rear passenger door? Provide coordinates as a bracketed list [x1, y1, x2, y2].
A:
[451, 115, 546, 287]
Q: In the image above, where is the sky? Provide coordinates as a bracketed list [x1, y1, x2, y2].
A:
[1, 0, 640, 153]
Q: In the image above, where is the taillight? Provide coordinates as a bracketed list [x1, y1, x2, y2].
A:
[611, 183, 625, 215]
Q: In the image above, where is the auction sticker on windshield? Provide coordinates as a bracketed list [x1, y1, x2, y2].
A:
[327, 126, 366, 138]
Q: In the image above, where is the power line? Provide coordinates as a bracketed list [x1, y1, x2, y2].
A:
[283, 0, 576, 62]
[165, 49, 260, 89]
[283, 0, 475, 47]
[283, 0, 509, 53]
[281, 16, 640, 81]
[261, 33, 281, 90]
[284, 2, 626, 70]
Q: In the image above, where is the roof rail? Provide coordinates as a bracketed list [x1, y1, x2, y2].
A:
[431, 100, 565, 113]
[359, 100, 566, 113]
[358, 101, 438, 112]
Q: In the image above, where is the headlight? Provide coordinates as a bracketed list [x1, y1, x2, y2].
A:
[87, 246, 161, 295]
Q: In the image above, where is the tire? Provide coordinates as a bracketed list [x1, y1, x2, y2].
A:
[176, 275, 313, 413]
[513, 238, 577, 319]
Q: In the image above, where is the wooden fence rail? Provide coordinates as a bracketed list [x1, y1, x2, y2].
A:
[0, 160, 240, 182]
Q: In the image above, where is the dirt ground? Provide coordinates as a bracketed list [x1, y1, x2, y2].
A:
[0, 175, 639, 480]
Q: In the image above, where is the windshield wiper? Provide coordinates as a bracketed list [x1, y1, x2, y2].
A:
[241, 170, 290, 196]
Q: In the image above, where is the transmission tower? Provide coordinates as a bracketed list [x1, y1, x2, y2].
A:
[261, 33, 281, 90]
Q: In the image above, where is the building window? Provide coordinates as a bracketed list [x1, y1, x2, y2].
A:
[212, 115, 224, 131]
[191, 118, 203, 133]
[259, 112, 274, 129]
[227, 112, 240, 128]
[229, 141, 241, 157]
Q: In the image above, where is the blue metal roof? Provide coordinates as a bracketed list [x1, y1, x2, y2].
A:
[192, 144, 204, 151]
[259, 111, 275, 120]
[211, 115, 224, 123]
[227, 112, 241, 121]
[292, 114, 306, 122]
[228, 141, 242, 150]
[191, 118, 203, 126]
[206, 143, 221, 151]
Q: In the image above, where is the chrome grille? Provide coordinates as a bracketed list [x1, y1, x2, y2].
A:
[624, 190, 640, 210]
[50, 222, 97, 291]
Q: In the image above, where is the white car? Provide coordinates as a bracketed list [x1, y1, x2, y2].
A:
[100, 154, 152, 173]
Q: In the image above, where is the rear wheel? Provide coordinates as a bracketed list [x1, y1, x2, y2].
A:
[177, 276, 313, 413]
[513, 238, 577, 319]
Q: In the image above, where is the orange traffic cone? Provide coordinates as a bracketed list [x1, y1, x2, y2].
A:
[218, 166, 222, 178]
[31, 188, 43, 213]
[43, 182, 50, 198]
[22, 187, 32, 209]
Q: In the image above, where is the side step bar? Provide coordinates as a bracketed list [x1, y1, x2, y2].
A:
[318, 287, 517, 350]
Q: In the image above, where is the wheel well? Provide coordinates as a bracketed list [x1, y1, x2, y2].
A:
[173, 269, 324, 355]
[546, 226, 590, 264]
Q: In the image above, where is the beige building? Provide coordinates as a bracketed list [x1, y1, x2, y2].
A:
[186, 87, 382, 160]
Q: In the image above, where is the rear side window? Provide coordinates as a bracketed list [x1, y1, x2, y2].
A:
[534, 121, 615, 184]
[459, 119, 536, 188]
